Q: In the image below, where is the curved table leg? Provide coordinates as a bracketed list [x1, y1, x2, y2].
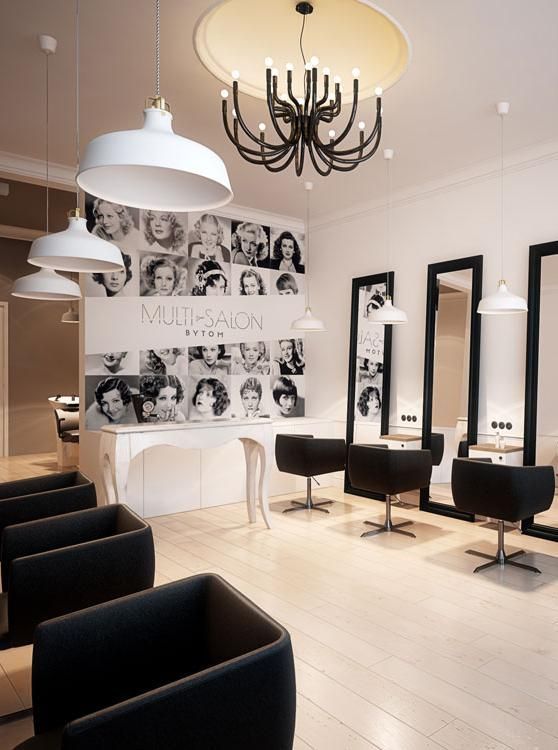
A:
[241, 439, 257, 524]
[255, 440, 272, 530]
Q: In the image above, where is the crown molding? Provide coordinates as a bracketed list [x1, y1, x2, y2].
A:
[311, 136, 558, 232]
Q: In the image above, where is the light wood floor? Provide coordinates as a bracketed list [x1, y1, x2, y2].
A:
[1, 458, 558, 748]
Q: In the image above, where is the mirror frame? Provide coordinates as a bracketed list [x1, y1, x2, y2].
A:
[344, 272, 393, 500]
[420, 255, 483, 519]
[522, 240, 558, 542]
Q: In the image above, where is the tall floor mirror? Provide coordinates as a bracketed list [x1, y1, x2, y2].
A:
[523, 241, 558, 541]
[345, 272, 393, 499]
[420, 256, 483, 518]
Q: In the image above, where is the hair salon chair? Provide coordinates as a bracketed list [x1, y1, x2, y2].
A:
[14, 575, 296, 750]
[348, 444, 432, 538]
[53, 408, 80, 469]
[275, 434, 345, 513]
[0, 504, 154, 648]
[430, 433, 444, 467]
[0, 471, 96, 543]
[451, 458, 555, 574]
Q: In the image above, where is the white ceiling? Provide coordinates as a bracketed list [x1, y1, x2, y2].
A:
[1, 0, 558, 220]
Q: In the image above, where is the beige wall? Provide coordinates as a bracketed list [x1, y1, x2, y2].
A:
[0, 180, 78, 456]
[432, 293, 468, 428]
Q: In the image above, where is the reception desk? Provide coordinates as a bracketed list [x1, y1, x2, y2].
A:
[100, 419, 275, 528]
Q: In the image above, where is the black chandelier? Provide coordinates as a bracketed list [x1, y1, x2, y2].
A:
[220, 1, 383, 176]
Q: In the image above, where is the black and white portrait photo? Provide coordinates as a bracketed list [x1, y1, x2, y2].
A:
[188, 344, 230, 378]
[188, 376, 231, 421]
[188, 212, 231, 263]
[140, 253, 188, 296]
[269, 228, 305, 274]
[231, 264, 269, 296]
[141, 210, 188, 255]
[84, 249, 139, 298]
[271, 375, 305, 418]
[231, 221, 270, 267]
[231, 341, 271, 375]
[357, 356, 383, 387]
[187, 257, 231, 296]
[271, 338, 305, 376]
[85, 351, 138, 377]
[138, 374, 188, 423]
[271, 270, 302, 296]
[85, 196, 141, 253]
[231, 375, 270, 419]
[84, 376, 139, 430]
[139, 349, 188, 379]
[355, 383, 382, 423]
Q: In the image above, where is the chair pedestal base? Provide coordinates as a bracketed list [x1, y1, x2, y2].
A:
[283, 478, 334, 514]
[466, 520, 541, 574]
[361, 495, 416, 538]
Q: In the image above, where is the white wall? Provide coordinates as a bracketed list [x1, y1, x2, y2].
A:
[306, 146, 558, 443]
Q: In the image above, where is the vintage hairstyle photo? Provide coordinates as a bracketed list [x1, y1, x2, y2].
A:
[142, 210, 187, 254]
[231, 221, 270, 266]
[356, 384, 382, 421]
[140, 349, 188, 379]
[139, 374, 187, 423]
[231, 341, 270, 375]
[269, 228, 305, 274]
[271, 338, 305, 376]
[188, 212, 231, 263]
[271, 375, 305, 418]
[84, 375, 139, 430]
[140, 253, 188, 296]
[189, 376, 231, 420]
[189, 258, 230, 296]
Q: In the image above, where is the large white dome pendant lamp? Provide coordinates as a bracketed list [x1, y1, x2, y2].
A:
[292, 181, 325, 332]
[28, 3, 123, 273]
[368, 148, 407, 325]
[12, 35, 81, 302]
[76, 0, 233, 211]
[477, 102, 527, 315]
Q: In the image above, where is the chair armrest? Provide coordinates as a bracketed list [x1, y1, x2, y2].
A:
[8, 528, 154, 647]
[61, 637, 296, 750]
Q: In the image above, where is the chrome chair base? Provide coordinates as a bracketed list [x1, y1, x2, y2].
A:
[361, 495, 416, 538]
[465, 520, 541, 574]
[283, 478, 334, 514]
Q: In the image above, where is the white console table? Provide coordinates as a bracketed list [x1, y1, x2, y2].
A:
[99, 419, 274, 528]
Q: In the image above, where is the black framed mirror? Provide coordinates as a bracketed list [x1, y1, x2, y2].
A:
[420, 256, 483, 519]
[345, 272, 393, 499]
[523, 240, 558, 542]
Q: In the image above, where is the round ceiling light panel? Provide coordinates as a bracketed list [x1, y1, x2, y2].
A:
[194, 0, 411, 104]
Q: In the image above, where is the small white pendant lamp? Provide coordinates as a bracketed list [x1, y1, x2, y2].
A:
[61, 303, 79, 323]
[368, 148, 407, 325]
[28, 8, 123, 273]
[76, 0, 233, 211]
[478, 102, 527, 315]
[292, 181, 325, 332]
[12, 35, 81, 302]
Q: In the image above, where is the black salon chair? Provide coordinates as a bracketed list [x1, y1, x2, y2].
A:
[348, 445, 432, 538]
[0, 471, 96, 543]
[15, 574, 296, 750]
[0, 504, 154, 648]
[430, 433, 444, 467]
[275, 434, 345, 513]
[451, 458, 555, 574]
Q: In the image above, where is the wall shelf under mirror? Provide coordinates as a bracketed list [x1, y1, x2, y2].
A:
[523, 240, 558, 542]
[420, 256, 483, 519]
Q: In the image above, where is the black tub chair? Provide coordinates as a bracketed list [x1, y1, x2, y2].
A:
[275, 434, 345, 514]
[451, 458, 555, 573]
[430, 433, 444, 467]
[0, 504, 154, 648]
[15, 574, 296, 750]
[0, 471, 96, 542]
[348, 444, 432, 538]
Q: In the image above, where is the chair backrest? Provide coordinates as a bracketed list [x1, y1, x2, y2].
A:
[430, 433, 444, 466]
[457, 439, 469, 458]
[54, 409, 79, 438]
[348, 444, 432, 496]
[275, 434, 345, 477]
[451, 458, 555, 522]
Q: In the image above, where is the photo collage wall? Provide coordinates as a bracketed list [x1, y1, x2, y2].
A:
[83, 197, 306, 430]
[354, 281, 387, 424]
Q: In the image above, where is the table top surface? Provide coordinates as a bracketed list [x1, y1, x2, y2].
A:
[469, 443, 524, 454]
[102, 418, 273, 435]
[380, 433, 422, 442]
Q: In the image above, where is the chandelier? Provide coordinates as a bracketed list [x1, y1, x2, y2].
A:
[219, 2, 384, 176]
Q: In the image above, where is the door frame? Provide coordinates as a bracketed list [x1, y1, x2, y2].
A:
[0, 302, 8, 457]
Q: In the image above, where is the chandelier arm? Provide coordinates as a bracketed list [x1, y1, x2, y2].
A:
[315, 73, 330, 108]
[234, 139, 293, 165]
[328, 79, 360, 146]
[231, 83, 293, 151]
[266, 71, 298, 145]
[313, 139, 366, 171]
[322, 128, 383, 166]
[286, 70, 303, 115]
[307, 140, 334, 177]
[317, 99, 381, 154]
[259, 145, 298, 173]
[222, 103, 291, 159]
[294, 137, 306, 177]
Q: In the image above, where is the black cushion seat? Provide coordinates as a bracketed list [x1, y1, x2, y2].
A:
[0, 504, 155, 648]
[14, 574, 296, 750]
[451, 458, 555, 573]
[348, 444, 432, 539]
[0, 471, 96, 541]
[275, 433, 345, 514]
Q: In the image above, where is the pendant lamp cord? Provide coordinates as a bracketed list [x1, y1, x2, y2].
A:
[386, 155, 392, 299]
[75, 0, 80, 207]
[499, 109, 504, 280]
[45, 49, 49, 233]
[155, 0, 161, 97]
[305, 182, 311, 309]
[299, 12, 307, 67]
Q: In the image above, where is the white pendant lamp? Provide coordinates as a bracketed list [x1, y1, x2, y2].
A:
[368, 148, 407, 325]
[11, 35, 81, 302]
[61, 303, 79, 323]
[76, 0, 233, 211]
[292, 181, 325, 332]
[478, 102, 527, 315]
[28, 8, 123, 273]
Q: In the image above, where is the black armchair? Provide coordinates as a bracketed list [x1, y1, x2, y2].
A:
[0, 504, 154, 648]
[0, 471, 96, 545]
[15, 574, 296, 750]
[348, 445, 432, 539]
[275, 433, 345, 513]
[430, 433, 444, 467]
[451, 458, 555, 574]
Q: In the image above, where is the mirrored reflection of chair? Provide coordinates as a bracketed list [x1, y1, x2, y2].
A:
[53, 408, 79, 468]
[14, 575, 296, 750]
[275, 434, 345, 514]
[430, 433, 444, 467]
[451, 458, 555, 574]
[348, 445, 432, 538]
[0, 504, 154, 649]
[0, 471, 96, 543]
